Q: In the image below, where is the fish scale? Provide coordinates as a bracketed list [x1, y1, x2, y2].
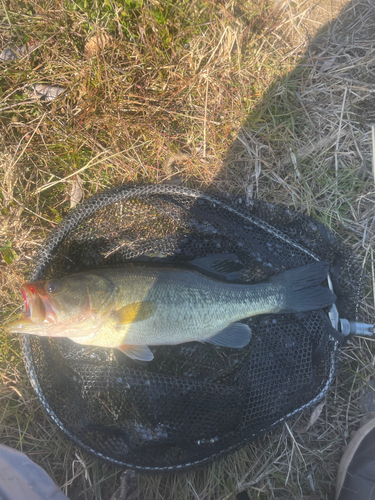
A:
[4, 259, 336, 362]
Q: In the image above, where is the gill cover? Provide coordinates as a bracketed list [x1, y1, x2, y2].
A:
[4, 273, 118, 338]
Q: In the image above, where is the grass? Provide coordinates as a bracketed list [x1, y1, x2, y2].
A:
[1, 0, 375, 498]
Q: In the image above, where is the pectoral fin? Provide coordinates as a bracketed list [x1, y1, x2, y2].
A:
[117, 344, 154, 361]
[114, 301, 156, 325]
[205, 323, 252, 348]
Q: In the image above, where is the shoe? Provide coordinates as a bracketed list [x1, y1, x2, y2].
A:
[336, 412, 375, 500]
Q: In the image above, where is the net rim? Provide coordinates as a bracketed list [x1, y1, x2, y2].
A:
[21, 184, 343, 471]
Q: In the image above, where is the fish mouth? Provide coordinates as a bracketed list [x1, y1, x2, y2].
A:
[5, 281, 105, 338]
[21, 282, 57, 325]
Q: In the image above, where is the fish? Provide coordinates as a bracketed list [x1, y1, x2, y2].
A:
[3, 257, 336, 361]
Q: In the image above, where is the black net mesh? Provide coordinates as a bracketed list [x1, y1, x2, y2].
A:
[21, 185, 364, 471]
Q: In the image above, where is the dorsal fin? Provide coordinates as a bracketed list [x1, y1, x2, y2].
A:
[189, 254, 243, 281]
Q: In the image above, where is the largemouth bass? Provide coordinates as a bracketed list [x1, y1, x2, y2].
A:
[4, 259, 335, 361]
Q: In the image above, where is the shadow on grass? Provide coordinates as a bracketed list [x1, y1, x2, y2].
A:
[220, 0, 373, 229]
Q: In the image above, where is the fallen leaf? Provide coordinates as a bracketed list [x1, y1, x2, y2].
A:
[295, 400, 326, 433]
[319, 57, 336, 72]
[0, 42, 37, 62]
[84, 33, 113, 58]
[30, 84, 66, 102]
[70, 175, 84, 208]
[305, 400, 325, 431]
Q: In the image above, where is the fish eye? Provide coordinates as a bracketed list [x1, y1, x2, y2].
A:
[47, 281, 60, 294]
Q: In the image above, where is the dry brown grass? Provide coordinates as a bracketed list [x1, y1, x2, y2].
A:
[1, 0, 375, 498]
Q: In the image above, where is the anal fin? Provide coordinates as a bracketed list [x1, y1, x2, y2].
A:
[117, 344, 154, 361]
[205, 323, 252, 348]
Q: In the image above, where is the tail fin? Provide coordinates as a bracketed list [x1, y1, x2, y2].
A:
[271, 261, 336, 313]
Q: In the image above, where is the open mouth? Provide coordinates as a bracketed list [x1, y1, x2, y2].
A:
[21, 282, 57, 324]
[21, 284, 33, 314]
